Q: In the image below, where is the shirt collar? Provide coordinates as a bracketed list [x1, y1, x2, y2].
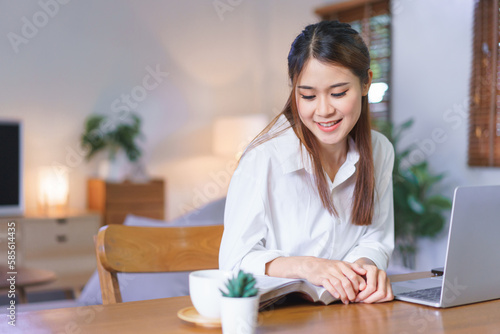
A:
[332, 137, 359, 189]
[272, 115, 360, 180]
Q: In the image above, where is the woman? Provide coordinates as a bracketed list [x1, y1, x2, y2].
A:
[219, 20, 394, 304]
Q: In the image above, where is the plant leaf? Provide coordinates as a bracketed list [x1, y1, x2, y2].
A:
[425, 195, 452, 209]
[407, 194, 425, 214]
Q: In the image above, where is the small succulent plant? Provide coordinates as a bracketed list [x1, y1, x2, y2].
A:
[221, 270, 258, 298]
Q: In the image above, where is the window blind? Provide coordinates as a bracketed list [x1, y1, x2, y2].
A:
[468, 0, 500, 166]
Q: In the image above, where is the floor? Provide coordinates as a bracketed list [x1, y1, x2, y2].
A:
[1, 289, 72, 305]
[0, 289, 81, 313]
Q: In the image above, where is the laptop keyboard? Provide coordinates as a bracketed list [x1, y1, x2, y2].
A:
[399, 286, 442, 302]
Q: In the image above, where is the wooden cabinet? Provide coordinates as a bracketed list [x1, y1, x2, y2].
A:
[87, 178, 165, 226]
[0, 211, 101, 296]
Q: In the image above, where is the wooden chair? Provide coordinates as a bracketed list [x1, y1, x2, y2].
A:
[94, 224, 224, 304]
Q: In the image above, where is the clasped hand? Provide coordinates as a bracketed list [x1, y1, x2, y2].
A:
[301, 257, 393, 304]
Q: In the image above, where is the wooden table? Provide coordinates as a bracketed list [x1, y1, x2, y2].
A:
[1, 272, 500, 333]
[0, 266, 56, 303]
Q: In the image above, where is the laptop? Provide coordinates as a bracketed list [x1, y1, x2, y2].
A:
[391, 185, 500, 308]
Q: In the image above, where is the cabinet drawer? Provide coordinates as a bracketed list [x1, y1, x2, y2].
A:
[105, 180, 164, 203]
[20, 215, 100, 259]
[0, 219, 17, 266]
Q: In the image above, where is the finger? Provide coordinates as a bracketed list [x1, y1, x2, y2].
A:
[359, 272, 384, 304]
[379, 276, 394, 302]
[354, 266, 377, 302]
[329, 277, 351, 304]
[350, 262, 367, 276]
[362, 271, 391, 304]
[327, 264, 357, 302]
[385, 285, 394, 301]
[357, 274, 367, 291]
[338, 275, 358, 302]
[354, 286, 371, 302]
[321, 278, 340, 300]
[350, 264, 367, 291]
[339, 264, 361, 295]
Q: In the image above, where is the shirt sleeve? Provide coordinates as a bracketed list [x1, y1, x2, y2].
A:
[218, 151, 288, 276]
[343, 135, 395, 271]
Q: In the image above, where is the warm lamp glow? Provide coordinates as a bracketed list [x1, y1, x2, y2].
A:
[213, 114, 269, 159]
[38, 166, 69, 215]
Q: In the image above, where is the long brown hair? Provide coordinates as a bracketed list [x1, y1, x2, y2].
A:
[247, 21, 374, 226]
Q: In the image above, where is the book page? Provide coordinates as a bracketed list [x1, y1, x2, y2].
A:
[254, 275, 339, 307]
[299, 280, 332, 302]
[317, 285, 337, 304]
[255, 275, 303, 293]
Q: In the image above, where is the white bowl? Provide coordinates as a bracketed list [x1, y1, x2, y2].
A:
[189, 269, 231, 319]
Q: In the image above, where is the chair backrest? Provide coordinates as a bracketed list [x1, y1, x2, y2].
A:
[95, 224, 224, 304]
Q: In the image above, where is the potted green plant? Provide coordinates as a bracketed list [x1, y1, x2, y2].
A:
[220, 270, 259, 334]
[81, 112, 144, 182]
[376, 119, 452, 269]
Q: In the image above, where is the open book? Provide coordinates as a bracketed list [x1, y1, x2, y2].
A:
[255, 275, 339, 309]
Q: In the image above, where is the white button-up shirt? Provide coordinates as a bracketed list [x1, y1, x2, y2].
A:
[219, 116, 395, 275]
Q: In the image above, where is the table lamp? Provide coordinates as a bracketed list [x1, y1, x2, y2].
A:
[37, 166, 69, 216]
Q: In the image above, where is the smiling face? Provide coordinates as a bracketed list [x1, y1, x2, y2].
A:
[295, 58, 372, 156]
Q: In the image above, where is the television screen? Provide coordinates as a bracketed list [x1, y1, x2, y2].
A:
[0, 120, 23, 216]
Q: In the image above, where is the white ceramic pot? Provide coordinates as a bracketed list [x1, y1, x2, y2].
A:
[189, 269, 231, 319]
[98, 150, 129, 182]
[220, 295, 259, 334]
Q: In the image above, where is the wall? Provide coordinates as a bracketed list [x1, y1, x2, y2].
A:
[392, 0, 500, 270]
[0, 0, 326, 219]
